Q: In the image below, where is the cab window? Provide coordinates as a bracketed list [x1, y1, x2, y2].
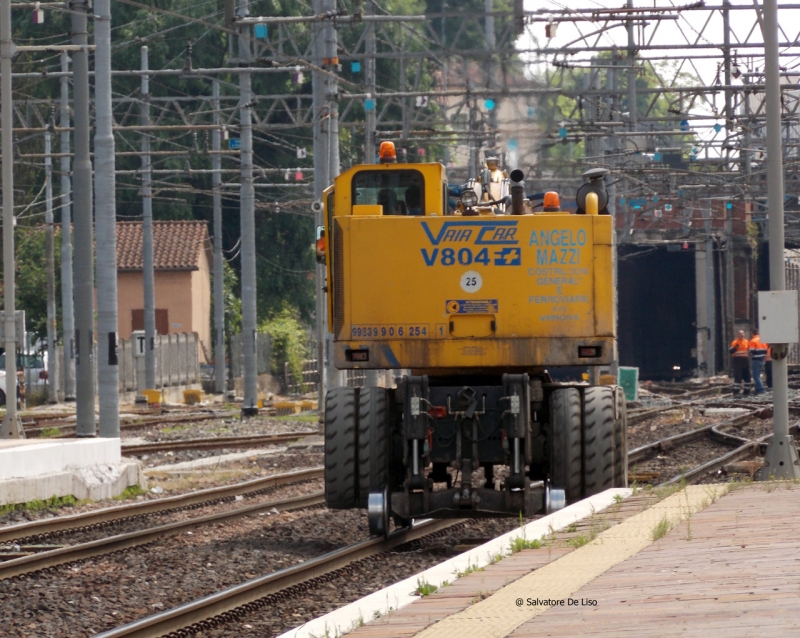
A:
[351, 170, 425, 216]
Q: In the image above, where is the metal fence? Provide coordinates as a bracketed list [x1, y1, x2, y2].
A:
[117, 332, 200, 391]
[284, 358, 365, 395]
[284, 358, 319, 395]
[48, 332, 201, 397]
[229, 332, 272, 379]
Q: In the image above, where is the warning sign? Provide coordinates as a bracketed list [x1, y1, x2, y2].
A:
[445, 299, 499, 314]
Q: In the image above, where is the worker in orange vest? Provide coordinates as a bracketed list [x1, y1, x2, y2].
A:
[749, 328, 768, 395]
[765, 344, 773, 389]
[729, 329, 751, 396]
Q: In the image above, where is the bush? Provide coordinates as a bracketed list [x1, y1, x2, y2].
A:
[260, 305, 310, 391]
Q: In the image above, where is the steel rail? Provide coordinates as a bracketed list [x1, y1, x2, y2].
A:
[659, 442, 759, 486]
[627, 403, 700, 426]
[121, 432, 313, 455]
[25, 411, 241, 437]
[628, 409, 760, 464]
[0, 491, 326, 580]
[0, 467, 323, 545]
[655, 412, 799, 485]
[93, 518, 460, 638]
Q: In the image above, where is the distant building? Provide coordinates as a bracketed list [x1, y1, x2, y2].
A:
[116, 221, 212, 361]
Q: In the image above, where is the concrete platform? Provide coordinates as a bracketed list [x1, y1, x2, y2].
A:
[319, 482, 800, 638]
[0, 438, 144, 505]
[277, 489, 630, 638]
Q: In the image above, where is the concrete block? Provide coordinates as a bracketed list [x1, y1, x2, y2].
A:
[0, 438, 121, 481]
[0, 460, 145, 506]
[0, 438, 144, 506]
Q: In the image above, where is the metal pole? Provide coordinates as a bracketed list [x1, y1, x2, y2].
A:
[313, 0, 330, 402]
[71, 0, 96, 436]
[607, 54, 619, 376]
[761, 0, 800, 479]
[44, 132, 58, 404]
[60, 51, 76, 402]
[141, 46, 157, 392]
[364, 0, 376, 164]
[627, 0, 637, 132]
[363, 2, 381, 389]
[212, 79, 226, 396]
[705, 223, 716, 376]
[323, 0, 340, 392]
[238, 0, 258, 417]
[0, 0, 23, 438]
[722, 0, 733, 171]
[94, 0, 119, 437]
[485, 0, 497, 151]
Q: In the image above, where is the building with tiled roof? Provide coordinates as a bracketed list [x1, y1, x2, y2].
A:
[116, 221, 212, 360]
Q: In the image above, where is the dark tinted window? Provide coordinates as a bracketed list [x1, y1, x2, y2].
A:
[351, 169, 425, 215]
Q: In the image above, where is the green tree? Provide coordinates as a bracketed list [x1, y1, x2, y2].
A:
[260, 304, 310, 389]
[2, 227, 62, 347]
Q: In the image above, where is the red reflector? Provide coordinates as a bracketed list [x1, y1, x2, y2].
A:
[350, 350, 369, 362]
[578, 346, 601, 358]
[428, 406, 447, 419]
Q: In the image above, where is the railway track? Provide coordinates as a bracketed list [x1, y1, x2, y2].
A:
[0, 491, 325, 580]
[2, 396, 791, 638]
[93, 406, 779, 638]
[121, 432, 314, 455]
[23, 410, 239, 438]
[93, 518, 461, 638]
[0, 467, 323, 546]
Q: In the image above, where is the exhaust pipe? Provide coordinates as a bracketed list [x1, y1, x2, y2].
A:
[509, 169, 525, 215]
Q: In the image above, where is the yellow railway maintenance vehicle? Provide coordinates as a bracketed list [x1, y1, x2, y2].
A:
[318, 142, 627, 536]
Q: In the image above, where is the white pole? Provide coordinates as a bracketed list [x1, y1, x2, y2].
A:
[0, 0, 23, 437]
[94, 0, 120, 437]
[44, 132, 58, 404]
[59, 51, 76, 402]
[238, 0, 258, 416]
[71, 0, 96, 436]
[761, 0, 800, 479]
[141, 46, 157, 391]
[212, 80, 226, 395]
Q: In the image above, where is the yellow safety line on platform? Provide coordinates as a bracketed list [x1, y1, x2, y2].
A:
[413, 484, 727, 638]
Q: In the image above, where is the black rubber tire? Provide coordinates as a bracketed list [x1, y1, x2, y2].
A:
[0, 389, 6, 406]
[357, 386, 390, 508]
[549, 387, 583, 503]
[324, 387, 359, 510]
[613, 386, 628, 488]
[583, 386, 615, 497]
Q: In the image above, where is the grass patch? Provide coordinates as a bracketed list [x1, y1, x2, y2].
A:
[113, 484, 148, 500]
[510, 536, 543, 553]
[613, 493, 624, 503]
[39, 426, 61, 438]
[413, 578, 438, 597]
[161, 423, 192, 435]
[651, 515, 673, 541]
[274, 413, 319, 423]
[454, 563, 484, 579]
[567, 533, 591, 548]
[0, 494, 84, 516]
[488, 551, 505, 565]
[566, 522, 578, 532]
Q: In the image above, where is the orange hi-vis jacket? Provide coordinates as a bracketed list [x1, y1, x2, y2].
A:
[749, 335, 769, 361]
[730, 337, 750, 358]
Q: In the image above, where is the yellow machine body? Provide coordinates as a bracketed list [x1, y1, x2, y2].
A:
[323, 162, 615, 374]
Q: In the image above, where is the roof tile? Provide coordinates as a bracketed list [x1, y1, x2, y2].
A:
[116, 220, 209, 271]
